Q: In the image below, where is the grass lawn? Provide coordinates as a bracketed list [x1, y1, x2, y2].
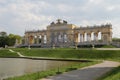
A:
[97, 66, 120, 80]
[12, 48, 120, 80]
[0, 49, 19, 57]
[13, 48, 120, 61]
[6, 61, 100, 80]
[1, 48, 120, 80]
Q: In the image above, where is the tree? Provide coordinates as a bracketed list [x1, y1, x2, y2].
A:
[7, 34, 16, 46]
[14, 35, 21, 44]
[7, 34, 21, 46]
[0, 32, 22, 47]
[0, 36, 7, 47]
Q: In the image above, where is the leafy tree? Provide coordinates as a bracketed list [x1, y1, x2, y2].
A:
[0, 32, 21, 47]
[0, 36, 7, 47]
[7, 34, 21, 46]
[14, 35, 21, 44]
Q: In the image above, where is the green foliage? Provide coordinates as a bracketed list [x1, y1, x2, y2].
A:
[0, 36, 8, 47]
[0, 32, 21, 47]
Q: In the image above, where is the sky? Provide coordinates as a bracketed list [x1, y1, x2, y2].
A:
[0, 0, 120, 38]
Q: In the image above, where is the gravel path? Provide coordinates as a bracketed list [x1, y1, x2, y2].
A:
[41, 61, 120, 80]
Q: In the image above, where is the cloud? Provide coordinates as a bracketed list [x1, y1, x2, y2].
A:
[0, 0, 120, 38]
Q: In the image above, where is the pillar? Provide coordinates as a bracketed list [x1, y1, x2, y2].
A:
[80, 34, 84, 42]
[34, 36, 37, 44]
[74, 33, 78, 43]
[82, 33, 85, 42]
[25, 37, 28, 44]
[36, 36, 39, 44]
[87, 33, 91, 42]
[94, 33, 98, 41]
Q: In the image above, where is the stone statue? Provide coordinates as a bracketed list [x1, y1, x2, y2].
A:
[63, 20, 67, 24]
[51, 22, 55, 25]
[56, 19, 62, 24]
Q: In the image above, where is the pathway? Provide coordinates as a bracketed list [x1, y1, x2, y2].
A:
[41, 61, 120, 80]
[96, 48, 120, 50]
[9, 49, 25, 57]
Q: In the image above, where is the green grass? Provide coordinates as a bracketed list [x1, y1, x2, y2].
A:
[97, 66, 120, 80]
[6, 61, 100, 80]
[0, 49, 19, 57]
[13, 48, 120, 61]
[1, 48, 120, 80]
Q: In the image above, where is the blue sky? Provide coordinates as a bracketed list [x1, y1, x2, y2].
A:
[0, 0, 120, 38]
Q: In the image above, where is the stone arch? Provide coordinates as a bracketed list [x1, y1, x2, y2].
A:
[29, 35, 34, 44]
[38, 35, 42, 44]
[98, 31, 102, 41]
[63, 33, 67, 43]
[34, 35, 37, 44]
[87, 33, 91, 42]
[43, 34, 47, 44]
[58, 33, 61, 42]
[51, 32, 55, 44]
[91, 32, 94, 41]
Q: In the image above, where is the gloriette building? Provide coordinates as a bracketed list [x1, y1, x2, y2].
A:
[22, 19, 112, 47]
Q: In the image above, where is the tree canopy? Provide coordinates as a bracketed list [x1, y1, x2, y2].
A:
[0, 32, 21, 47]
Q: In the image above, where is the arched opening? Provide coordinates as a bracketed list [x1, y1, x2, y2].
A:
[44, 35, 47, 44]
[98, 32, 102, 41]
[91, 32, 94, 41]
[80, 34, 84, 42]
[84, 32, 87, 42]
[34, 35, 37, 44]
[51, 33, 55, 44]
[58, 34, 62, 42]
[39, 35, 42, 44]
[29, 35, 34, 44]
[87, 33, 91, 42]
[64, 34, 67, 43]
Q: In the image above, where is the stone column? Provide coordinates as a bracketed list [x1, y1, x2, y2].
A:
[87, 33, 91, 42]
[101, 33, 108, 43]
[57, 33, 59, 43]
[83, 33, 85, 42]
[36, 36, 39, 44]
[80, 34, 84, 42]
[25, 37, 29, 45]
[34, 36, 37, 44]
[41, 35, 44, 44]
[74, 33, 78, 43]
[43, 35, 45, 44]
[94, 33, 98, 41]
